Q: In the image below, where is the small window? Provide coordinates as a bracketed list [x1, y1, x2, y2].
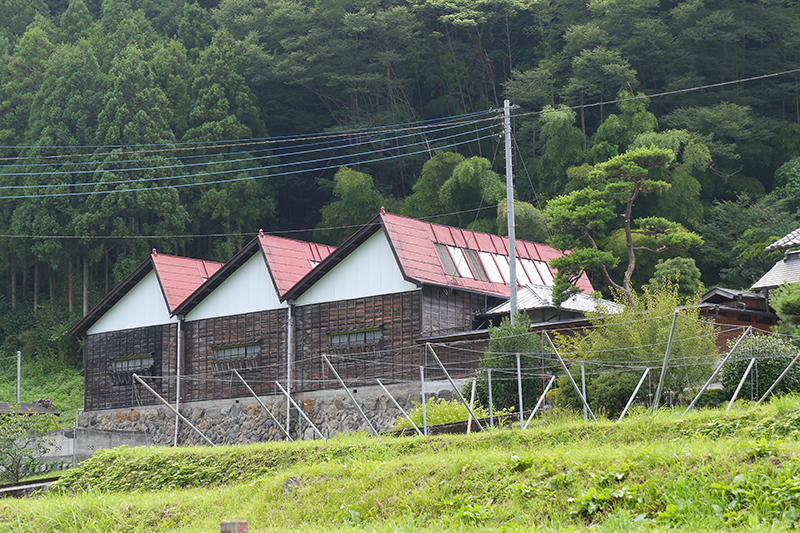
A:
[478, 251, 504, 283]
[329, 328, 382, 348]
[214, 343, 260, 361]
[521, 258, 544, 285]
[434, 243, 458, 276]
[464, 249, 488, 281]
[535, 260, 554, 285]
[309, 260, 319, 268]
[112, 355, 153, 373]
[447, 246, 474, 278]
[494, 254, 511, 283]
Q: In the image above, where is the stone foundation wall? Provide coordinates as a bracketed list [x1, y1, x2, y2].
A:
[78, 379, 462, 447]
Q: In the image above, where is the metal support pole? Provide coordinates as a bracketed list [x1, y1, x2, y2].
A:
[580, 362, 587, 422]
[232, 369, 293, 441]
[727, 358, 756, 411]
[523, 375, 556, 429]
[467, 378, 477, 434]
[420, 366, 427, 436]
[653, 311, 679, 411]
[16, 350, 21, 404]
[757, 351, 800, 405]
[426, 344, 484, 431]
[273, 381, 325, 439]
[504, 99, 517, 324]
[684, 326, 751, 415]
[618, 368, 650, 422]
[487, 369, 494, 428]
[173, 318, 182, 447]
[322, 355, 379, 436]
[544, 333, 597, 422]
[377, 379, 422, 437]
[132, 373, 215, 447]
[515, 353, 524, 425]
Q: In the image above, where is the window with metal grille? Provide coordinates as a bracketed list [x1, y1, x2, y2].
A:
[214, 343, 261, 361]
[434, 243, 458, 276]
[329, 328, 382, 348]
[112, 355, 154, 373]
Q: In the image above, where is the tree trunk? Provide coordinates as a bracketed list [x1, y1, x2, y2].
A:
[10, 269, 16, 310]
[67, 258, 73, 314]
[104, 247, 109, 294]
[49, 268, 55, 311]
[82, 256, 89, 316]
[21, 268, 26, 304]
[33, 262, 39, 315]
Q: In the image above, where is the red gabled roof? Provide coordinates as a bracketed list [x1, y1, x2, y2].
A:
[151, 252, 224, 312]
[258, 232, 336, 297]
[380, 211, 593, 298]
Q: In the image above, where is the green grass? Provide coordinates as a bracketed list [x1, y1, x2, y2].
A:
[3, 397, 800, 532]
[0, 354, 83, 427]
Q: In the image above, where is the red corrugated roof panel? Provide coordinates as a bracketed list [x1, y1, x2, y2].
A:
[151, 253, 223, 312]
[259, 233, 335, 297]
[380, 212, 593, 297]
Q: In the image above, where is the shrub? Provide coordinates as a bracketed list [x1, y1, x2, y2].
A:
[721, 334, 800, 400]
[472, 313, 558, 413]
[554, 284, 717, 416]
[0, 406, 53, 482]
[392, 398, 512, 431]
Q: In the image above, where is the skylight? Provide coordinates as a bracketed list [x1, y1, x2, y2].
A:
[447, 246, 474, 278]
[494, 254, 511, 283]
[478, 251, 504, 283]
[521, 258, 544, 285]
[535, 260, 554, 285]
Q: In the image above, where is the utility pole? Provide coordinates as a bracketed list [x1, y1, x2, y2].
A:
[504, 99, 517, 324]
[16, 351, 21, 404]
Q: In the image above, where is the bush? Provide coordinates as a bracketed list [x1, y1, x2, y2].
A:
[392, 398, 512, 431]
[0, 406, 53, 482]
[721, 334, 800, 401]
[553, 284, 717, 416]
[472, 313, 558, 413]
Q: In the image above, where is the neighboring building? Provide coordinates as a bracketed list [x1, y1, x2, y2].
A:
[72, 210, 594, 413]
[69, 252, 223, 410]
[752, 226, 800, 297]
[698, 287, 778, 348]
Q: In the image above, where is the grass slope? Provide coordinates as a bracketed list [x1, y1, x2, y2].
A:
[3, 398, 800, 532]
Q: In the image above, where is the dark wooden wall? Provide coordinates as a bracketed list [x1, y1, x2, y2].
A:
[84, 324, 176, 410]
[421, 286, 503, 336]
[183, 309, 288, 401]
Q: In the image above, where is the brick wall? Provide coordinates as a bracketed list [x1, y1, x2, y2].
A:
[84, 324, 176, 411]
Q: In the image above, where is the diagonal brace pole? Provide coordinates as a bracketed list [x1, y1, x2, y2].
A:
[322, 355, 379, 436]
[544, 333, 597, 422]
[523, 375, 556, 429]
[727, 358, 756, 411]
[132, 373, 215, 447]
[377, 379, 422, 436]
[756, 351, 800, 406]
[684, 326, 751, 416]
[653, 310, 679, 412]
[232, 369, 292, 441]
[618, 367, 650, 422]
[274, 381, 326, 440]
[426, 344, 484, 431]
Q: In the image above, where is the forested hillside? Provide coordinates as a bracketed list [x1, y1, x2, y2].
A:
[1, 0, 800, 347]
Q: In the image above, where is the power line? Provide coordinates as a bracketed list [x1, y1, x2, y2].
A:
[0, 108, 497, 150]
[510, 66, 800, 120]
[0, 122, 499, 189]
[0, 132, 498, 200]
[0, 115, 500, 179]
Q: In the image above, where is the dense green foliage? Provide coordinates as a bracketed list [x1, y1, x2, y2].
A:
[2, 0, 800, 410]
[4, 398, 800, 530]
[0, 407, 53, 482]
[721, 334, 800, 400]
[553, 285, 717, 415]
[392, 397, 513, 432]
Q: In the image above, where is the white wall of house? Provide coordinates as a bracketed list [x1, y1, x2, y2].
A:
[88, 271, 176, 334]
[297, 230, 418, 305]
[186, 252, 285, 321]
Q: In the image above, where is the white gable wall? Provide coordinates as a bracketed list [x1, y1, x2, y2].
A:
[297, 230, 418, 306]
[87, 271, 176, 334]
[186, 252, 285, 321]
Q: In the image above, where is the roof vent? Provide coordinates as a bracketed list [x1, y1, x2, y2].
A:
[258, 229, 264, 237]
[380, 206, 386, 215]
[151, 248, 157, 256]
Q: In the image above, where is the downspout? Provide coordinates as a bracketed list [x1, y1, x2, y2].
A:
[173, 316, 183, 447]
[286, 301, 294, 440]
